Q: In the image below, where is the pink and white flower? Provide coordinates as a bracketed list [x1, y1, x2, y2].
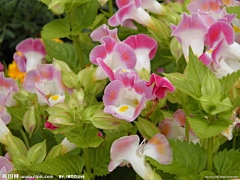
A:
[0, 73, 19, 124]
[90, 24, 120, 43]
[171, 13, 208, 62]
[158, 110, 199, 143]
[14, 38, 46, 72]
[146, 73, 175, 99]
[123, 34, 157, 74]
[103, 69, 154, 122]
[90, 36, 137, 81]
[0, 156, 14, 180]
[108, 134, 172, 180]
[23, 64, 71, 106]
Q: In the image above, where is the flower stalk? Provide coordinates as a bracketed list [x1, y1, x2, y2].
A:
[207, 116, 215, 172]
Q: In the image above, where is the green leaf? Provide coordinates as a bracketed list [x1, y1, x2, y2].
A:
[201, 71, 222, 97]
[146, 140, 207, 179]
[221, 70, 240, 94]
[164, 73, 201, 99]
[199, 171, 216, 179]
[39, 0, 51, 5]
[71, 0, 99, 34]
[6, 106, 29, 121]
[213, 149, 240, 176]
[82, 105, 103, 121]
[187, 117, 232, 139]
[185, 96, 207, 117]
[65, 0, 91, 13]
[187, 47, 208, 84]
[226, 6, 240, 19]
[65, 124, 104, 148]
[89, 131, 128, 176]
[43, 39, 80, 71]
[30, 154, 85, 176]
[41, 18, 71, 39]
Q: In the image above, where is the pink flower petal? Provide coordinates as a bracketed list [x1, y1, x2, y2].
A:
[0, 156, 14, 173]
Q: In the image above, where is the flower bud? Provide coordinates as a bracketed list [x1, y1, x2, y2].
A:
[73, 89, 85, 105]
[139, 68, 150, 81]
[62, 71, 80, 89]
[92, 110, 132, 129]
[48, 0, 66, 15]
[0, 61, 4, 72]
[170, 37, 183, 62]
[13, 88, 29, 101]
[27, 140, 46, 164]
[151, 169, 163, 180]
[68, 94, 80, 109]
[134, 117, 161, 140]
[45, 125, 72, 135]
[12, 155, 31, 171]
[78, 65, 107, 94]
[46, 103, 69, 115]
[147, 17, 170, 48]
[48, 112, 75, 126]
[45, 144, 62, 160]
[23, 106, 36, 137]
[6, 134, 28, 157]
[53, 59, 72, 72]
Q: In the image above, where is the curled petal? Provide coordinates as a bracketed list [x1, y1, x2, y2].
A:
[0, 156, 14, 173]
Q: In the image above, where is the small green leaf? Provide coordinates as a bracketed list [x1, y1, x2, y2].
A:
[43, 39, 80, 71]
[187, 47, 208, 84]
[30, 154, 85, 176]
[164, 73, 201, 99]
[89, 131, 128, 176]
[201, 71, 222, 96]
[226, 6, 240, 19]
[71, 0, 99, 34]
[6, 106, 29, 121]
[187, 117, 232, 139]
[65, 0, 91, 13]
[41, 18, 71, 39]
[185, 96, 207, 117]
[221, 70, 240, 94]
[65, 124, 104, 148]
[82, 105, 103, 121]
[147, 140, 207, 179]
[213, 149, 240, 176]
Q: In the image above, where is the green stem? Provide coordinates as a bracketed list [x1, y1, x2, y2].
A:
[108, 0, 113, 16]
[207, 116, 215, 172]
[83, 148, 92, 174]
[207, 136, 213, 172]
[68, 12, 85, 69]
[20, 129, 30, 148]
[185, 119, 189, 143]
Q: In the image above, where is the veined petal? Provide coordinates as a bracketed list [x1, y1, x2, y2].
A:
[0, 118, 11, 146]
[35, 83, 50, 106]
[36, 64, 55, 81]
[108, 135, 140, 171]
[173, 109, 186, 126]
[158, 118, 183, 139]
[23, 69, 41, 93]
[0, 72, 19, 92]
[13, 52, 26, 72]
[60, 138, 77, 154]
[0, 157, 14, 173]
[108, 3, 153, 28]
[187, 0, 222, 14]
[143, 133, 173, 165]
[90, 24, 120, 42]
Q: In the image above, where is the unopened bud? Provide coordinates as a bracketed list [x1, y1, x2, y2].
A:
[45, 144, 62, 160]
[62, 71, 80, 89]
[6, 134, 28, 157]
[139, 68, 150, 81]
[12, 155, 31, 170]
[73, 89, 85, 105]
[48, 0, 65, 15]
[170, 37, 183, 62]
[48, 112, 75, 126]
[13, 88, 29, 101]
[92, 110, 132, 129]
[68, 94, 80, 109]
[46, 103, 68, 115]
[134, 117, 161, 140]
[27, 140, 46, 164]
[23, 106, 36, 137]
[53, 59, 72, 72]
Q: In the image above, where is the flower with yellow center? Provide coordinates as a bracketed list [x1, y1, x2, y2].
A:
[7, 61, 26, 83]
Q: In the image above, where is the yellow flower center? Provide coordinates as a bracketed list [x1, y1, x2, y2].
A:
[51, 95, 60, 101]
[119, 106, 129, 112]
[233, 25, 240, 33]
[207, 49, 213, 53]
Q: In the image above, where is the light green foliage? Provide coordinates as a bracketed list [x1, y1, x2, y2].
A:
[27, 140, 46, 164]
[6, 106, 29, 121]
[213, 149, 240, 176]
[82, 105, 103, 121]
[146, 140, 207, 180]
[30, 154, 85, 176]
[65, 124, 104, 148]
[43, 39, 81, 72]
[164, 73, 202, 99]
[71, 0, 99, 34]
[201, 71, 222, 96]
[42, 18, 71, 39]
[221, 70, 240, 94]
[187, 117, 232, 139]
[187, 48, 208, 84]
[226, 6, 240, 19]
[89, 131, 128, 176]
[65, 0, 91, 13]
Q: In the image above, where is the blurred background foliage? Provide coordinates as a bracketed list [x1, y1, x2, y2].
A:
[0, 0, 57, 65]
